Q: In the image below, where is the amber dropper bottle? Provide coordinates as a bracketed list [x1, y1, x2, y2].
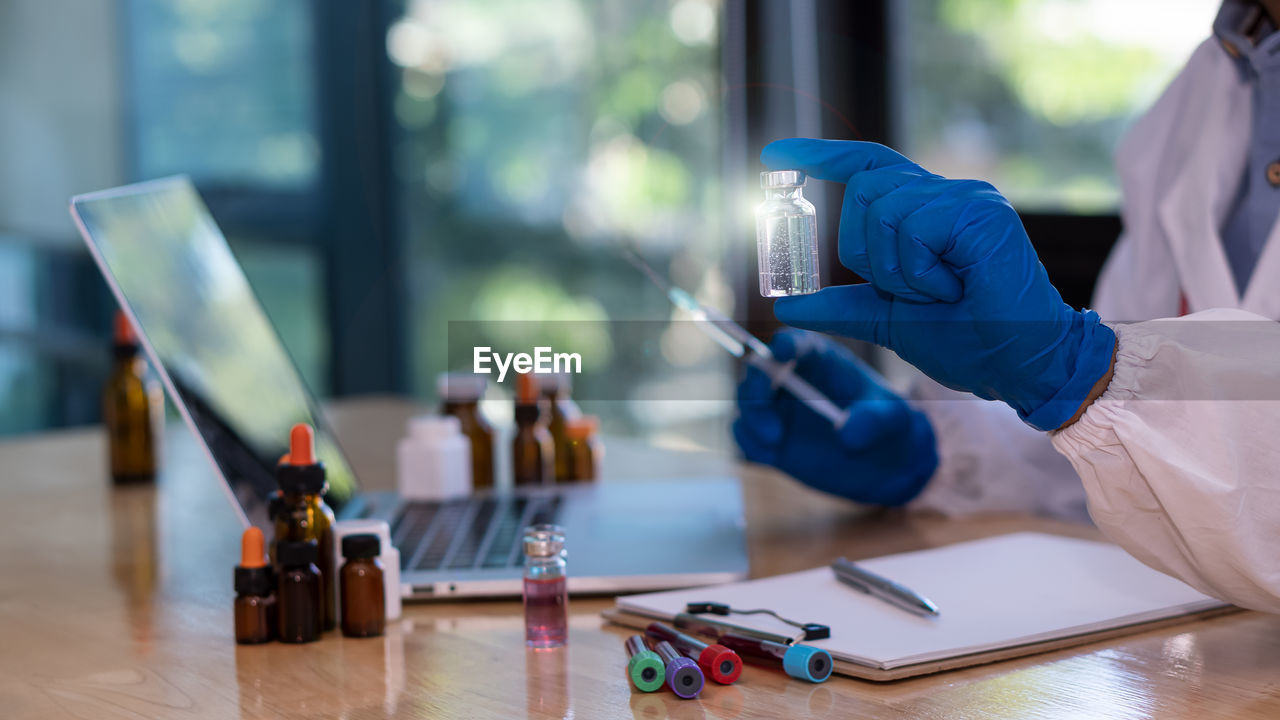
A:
[276, 540, 323, 644]
[540, 373, 582, 483]
[563, 415, 602, 482]
[512, 373, 554, 486]
[272, 424, 337, 631]
[103, 311, 162, 484]
[234, 527, 275, 644]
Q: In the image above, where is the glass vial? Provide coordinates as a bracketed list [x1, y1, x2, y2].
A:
[276, 540, 323, 644]
[339, 534, 386, 638]
[523, 524, 568, 649]
[103, 311, 163, 484]
[438, 372, 496, 489]
[234, 527, 275, 644]
[755, 170, 820, 297]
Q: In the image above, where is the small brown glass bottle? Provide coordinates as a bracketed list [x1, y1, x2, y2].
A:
[103, 311, 162, 484]
[234, 527, 275, 644]
[272, 424, 337, 631]
[541, 374, 582, 483]
[340, 534, 386, 638]
[439, 373, 496, 489]
[512, 373, 554, 486]
[563, 415, 602, 482]
[276, 540, 323, 643]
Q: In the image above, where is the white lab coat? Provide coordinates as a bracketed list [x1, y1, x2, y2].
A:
[911, 37, 1280, 517]
[909, 38, 1280, 612]
[1052, 310, 1280, 614]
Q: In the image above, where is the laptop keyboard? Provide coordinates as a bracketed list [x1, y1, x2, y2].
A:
[391, 495, 563, 572]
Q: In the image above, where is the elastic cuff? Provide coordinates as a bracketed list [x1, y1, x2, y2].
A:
[1019, 311, 1117, 432]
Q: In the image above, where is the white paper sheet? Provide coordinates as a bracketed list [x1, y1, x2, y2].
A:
[615, 533, 1226, 670]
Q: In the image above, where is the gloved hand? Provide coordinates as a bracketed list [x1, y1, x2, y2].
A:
[732, 329, 938, 506]
[765, 139, 1116, 431]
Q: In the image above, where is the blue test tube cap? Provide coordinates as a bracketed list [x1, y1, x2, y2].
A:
[782, 644, 833, 683]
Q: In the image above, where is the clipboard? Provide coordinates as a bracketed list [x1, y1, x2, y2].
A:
[602, 533, 1238, 682]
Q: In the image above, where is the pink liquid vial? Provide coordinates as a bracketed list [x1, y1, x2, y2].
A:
[523, 525, 568, 649]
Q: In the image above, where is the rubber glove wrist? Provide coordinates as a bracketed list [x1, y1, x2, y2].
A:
[1017, 312, 1117, 431]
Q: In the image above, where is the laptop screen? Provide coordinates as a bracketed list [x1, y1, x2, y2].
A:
[71, 177, 358, 528]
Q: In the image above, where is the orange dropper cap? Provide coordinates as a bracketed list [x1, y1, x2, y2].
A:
[516, 373, 540, 405]
[113, 311, 138, 345]
[565, 415, 599, 440]
[276, 422, 326, 495]
[239, 527, 267, 568]
[289, 423, 316, 465]
[234, 527, 272, 597]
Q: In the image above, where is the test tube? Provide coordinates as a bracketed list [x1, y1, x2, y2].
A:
[624, 635, 665, 693]
[651, 639, 704, 698]
[645, 622, 743, 685]
[717, 632, 833, 683]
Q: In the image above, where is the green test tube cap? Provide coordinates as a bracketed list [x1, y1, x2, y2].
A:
[628, 649, 666, 693]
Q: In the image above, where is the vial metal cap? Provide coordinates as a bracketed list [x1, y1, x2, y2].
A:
[761, 169, 806, 188]
[522, 524, 566, 557]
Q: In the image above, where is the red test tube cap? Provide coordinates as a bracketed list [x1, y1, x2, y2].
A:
[698, 644, 743, 684]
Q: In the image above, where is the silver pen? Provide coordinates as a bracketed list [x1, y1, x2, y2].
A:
[831, 557, 940, 618]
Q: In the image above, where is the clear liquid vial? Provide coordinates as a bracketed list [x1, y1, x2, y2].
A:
[755, 170, 820, 297]
[522, 524, 568, 649]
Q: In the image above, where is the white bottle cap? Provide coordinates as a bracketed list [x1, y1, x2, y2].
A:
[437, 372, 487, 402]
[410, 414, 461, 440]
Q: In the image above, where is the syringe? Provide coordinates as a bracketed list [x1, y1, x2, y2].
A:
[623, 249, 850, 430]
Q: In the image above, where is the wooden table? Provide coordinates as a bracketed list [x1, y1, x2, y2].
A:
[2, 398, 1279, 719]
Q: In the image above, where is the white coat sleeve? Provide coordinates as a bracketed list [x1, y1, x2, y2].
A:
[906, 379, 1088, 521]
[1051, 309, 1280, 613]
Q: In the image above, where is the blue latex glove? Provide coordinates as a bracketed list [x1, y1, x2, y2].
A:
[764, 139, 1116, 431]
[732, 330, 938, 506]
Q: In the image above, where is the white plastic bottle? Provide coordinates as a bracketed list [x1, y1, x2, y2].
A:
[397, 415, 473, 501]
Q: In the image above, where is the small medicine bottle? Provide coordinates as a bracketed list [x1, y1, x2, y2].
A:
[523, 524, 568, 649]
[512, 373, 554, 486]
[103, 311, 163, 484]
[234, 527, 275, 644]
[276, 540, 323, 644]
[339, 533, 386, 638]
[438, 373, 496, 489]
[539, 373, 581, 482]
[755, 169, 821, 297]
[397, 415, 472, 500]
[563, 415, 602, 482]
[273, 424, 337, 631]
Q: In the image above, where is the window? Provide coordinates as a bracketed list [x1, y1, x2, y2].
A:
[123, 0, 329, 393]
[389, 0, 734, 446]
[891, 0, 1218, 212]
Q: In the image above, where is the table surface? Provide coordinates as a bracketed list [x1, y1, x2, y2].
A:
[2, 397, 1279, 720]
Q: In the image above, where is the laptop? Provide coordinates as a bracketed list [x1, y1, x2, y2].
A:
[71, 176, 749, 599]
